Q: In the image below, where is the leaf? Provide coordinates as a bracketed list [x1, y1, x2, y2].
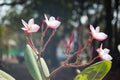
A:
[0, 69, 15, 80]
[35, 57, 50, 80]
[74, 60, 112, 80]
[24, 44, 43, 80]
[40, 58, 50, 77]
[32, 52, 47, 80]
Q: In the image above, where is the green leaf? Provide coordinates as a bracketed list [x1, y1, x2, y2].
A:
[0, 69, 15, 80]
[74, 60, 112, 80]
[40, 58, 50, 77]
[24, 44, 43, 80]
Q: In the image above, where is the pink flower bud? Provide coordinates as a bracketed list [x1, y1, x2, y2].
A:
[90, 25, 108, 41]
[97, 44, 112, 60]
[21, 18, 40, 33]
[69, 32, 74, 45]
[65, 33, 74, 49]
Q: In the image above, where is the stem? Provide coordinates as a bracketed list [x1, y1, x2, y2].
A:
[68, 56, 99, 68]
[29, 34, 39, 54]
[65, 50, 81, 64]
[47, 56, 98, 79]
[25, 33, 38, 55]
[66, 36, 93, 63]
[89, 46, 94, 61]
[47, 55, 99, 79]
[42, 29, 56, 52]
[39, 27, 48, 53]
[47, 65, 65, 79]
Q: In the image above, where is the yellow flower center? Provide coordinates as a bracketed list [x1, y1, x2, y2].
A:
[27, 26, 31, 30]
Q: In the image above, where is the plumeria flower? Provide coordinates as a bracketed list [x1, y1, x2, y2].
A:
[97, 44, 112, 60]
[21, 18, 40, 33]
[90, 25, 108, 41]
[44, 14, 61, 29]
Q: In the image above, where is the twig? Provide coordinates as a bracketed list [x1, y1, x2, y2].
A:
[42, 29, 56, 52]
[65, 36, 93, 64]
[67, 56, 99, 68]
[39, 26, 48, 54]
[47, 65, 65, 79]
[25, 33, 38, 55]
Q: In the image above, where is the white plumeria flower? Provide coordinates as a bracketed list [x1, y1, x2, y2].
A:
[97, 44, 112, 60]
[90, 25, 108, 41]
[44, 14, 61, 29]
[21, 18, 40, 33]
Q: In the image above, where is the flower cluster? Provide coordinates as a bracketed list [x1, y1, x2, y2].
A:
[21, 14, 112, 80]
[21, 15, 112, 61]
[21, 14, 61, 33]
[90, 25, 112, 60]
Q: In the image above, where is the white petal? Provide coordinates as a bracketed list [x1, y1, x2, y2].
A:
[21, 27, 27, 31]
[100, 44, 103, 49]
[103, 48, 110, 54]
[95, 26, 100, 33]
[28, 18, 34, 26]
[44, 14, 48, 21]
[102, 54, 112, 60]
[48, 20, 61, 29]
[94, 32, 108, 41]
[29, 24, 40, 32]
[49, 16, 55, 21]
[21, 19, 28, 28]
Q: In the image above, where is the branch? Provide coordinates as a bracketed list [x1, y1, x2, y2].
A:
[66, 36, 93, 63]
[47, 65, 65, 79]
[67, 56, 99, 68]
[42, 29, 56, 52]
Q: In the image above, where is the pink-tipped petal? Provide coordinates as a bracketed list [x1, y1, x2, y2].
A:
[22, 19, 28, 28]
[101, 54, 112, 60]
[95, 26, 100, 33]
[100, 43, 103, 49]
[30, 24, 40, 32]
[107, 55, 112, 60]
[28, 18, 34, 26]
[21, 27, 27, 31]
[103, 48, 110, 54]
[49, 16, 55, 21]
[90, 25, 95, 33]
[49, 20, 61, 29]
[44, 14, 48, 21]
[94, 32, 108, 41]
[54, 21, 61, 28]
